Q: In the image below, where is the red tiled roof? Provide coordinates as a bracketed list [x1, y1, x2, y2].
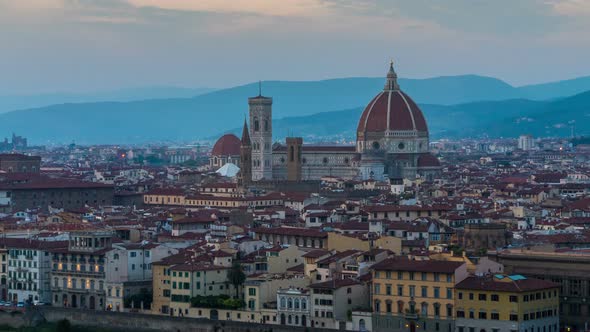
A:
[371, 257, 464, 273]
[253, 227, 328, 238]
[310, 278, 361, 290]
[212, 134, 241, 156]
[417, 153, 441, 168]
[357, 90, 428, 134]
[456, 275, 559, 292]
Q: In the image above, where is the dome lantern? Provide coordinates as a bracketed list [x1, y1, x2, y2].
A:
[384, 60, 400, 91]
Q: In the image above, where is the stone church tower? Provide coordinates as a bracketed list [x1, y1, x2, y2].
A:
[249, 92, 273, 181]
[238, 118, 252, 187]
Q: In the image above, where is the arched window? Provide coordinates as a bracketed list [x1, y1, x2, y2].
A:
[264, 119, 269, 131]
[421, 302, 428, 315]
[301, 298, 307, 310]
[280, 297, 286, 308]
[114, 254, 119, 260]
[287, 298, 293, 309]
[290, 146, 295, 162]
[288, 315, 292, 324]
[254, 117, 260, 131]
[294, 298, 300, 309]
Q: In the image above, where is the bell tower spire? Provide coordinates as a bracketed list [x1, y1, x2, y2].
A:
[384, 59, 400, 91]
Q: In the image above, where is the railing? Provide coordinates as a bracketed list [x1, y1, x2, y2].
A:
[51, 269, 104, 277]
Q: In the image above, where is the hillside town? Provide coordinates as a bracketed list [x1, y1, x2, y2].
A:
[0, 66, 589, 332]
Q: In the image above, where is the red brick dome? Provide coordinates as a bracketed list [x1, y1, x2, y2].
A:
[417, 153, 440, 167]
[212, 134, 241, 156]
[357, 62, 428, 135]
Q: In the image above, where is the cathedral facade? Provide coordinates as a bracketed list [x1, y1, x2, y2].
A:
[213, 62, 441, 183]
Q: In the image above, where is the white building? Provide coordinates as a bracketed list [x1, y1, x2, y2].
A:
[105, 241, 181, 311]
[518, 134, 535, 151]
[6, 239, 55, 304]
[277, 287, 311, 327]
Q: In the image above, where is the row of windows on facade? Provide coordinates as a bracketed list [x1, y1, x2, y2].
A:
[27, 199, 107, 206]
[375, 271, 454, 282]
[275, 156, 352, 165]
[53, 254, 104, 263]
[456, 308, 557, 321]
[252, 142, 270, 151]
[253, 159, 271, 168]
[278, 297, 308, 310]
[53, 263, 104, 273]
[165, 270, 216, 277]
[53, 277, 104, 291]
[457, 290, 557, 302]
[4, 166, 37, 173]
[373, 210, 441, 218]
[8, 271, 38, 280]
[170, 281, 225, 291]
[458, 324, 558, 332]
[21, 190, 101, 198]
[375, 300, 452, 317]
[8, 281, 39, 291]
[374, 283, 453, 299]
[9, 260, 38, 268]
[147, 196, 181, 203]
[252, 118, 270, 132]
[9, 249, 42, 257]
[259, 235, 325, 248]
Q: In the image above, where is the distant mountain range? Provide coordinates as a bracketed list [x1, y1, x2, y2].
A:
[268, 91, 590, 140]
[0, 86, 216, 114]
[1, 75, 590, 144]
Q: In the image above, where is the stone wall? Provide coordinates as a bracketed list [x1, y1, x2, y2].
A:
[0, 307, 338, 332]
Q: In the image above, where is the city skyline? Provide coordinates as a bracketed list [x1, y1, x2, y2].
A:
[1, 0, 590, 93]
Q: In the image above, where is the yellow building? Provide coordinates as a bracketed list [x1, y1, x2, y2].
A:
[371, 257, 468, 332]
[151, 262, 172, 315]
[455, 274, 559, 332]
[143, 188, 185, 206]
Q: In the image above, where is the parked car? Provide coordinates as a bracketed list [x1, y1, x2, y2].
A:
[16, 302, 24, 308]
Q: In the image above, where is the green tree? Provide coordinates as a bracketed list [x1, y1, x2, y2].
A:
[56, 319, 71, 332]
[227, 261, 246, 299]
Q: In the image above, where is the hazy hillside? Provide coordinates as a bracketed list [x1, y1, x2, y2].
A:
[517, 76, 590, 101]
[1, 75, 590, 144]
[259, 92, 590, 140]
[0, 86, 216, 114]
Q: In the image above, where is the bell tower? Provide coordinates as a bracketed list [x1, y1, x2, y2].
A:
[239, 118, 252, 187]
[249, 83, 273, 181]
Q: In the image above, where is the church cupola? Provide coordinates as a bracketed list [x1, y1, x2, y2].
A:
[384, 60, 400, 91]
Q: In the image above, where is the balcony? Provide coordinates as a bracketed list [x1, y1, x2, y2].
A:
[51, 269, 104, 278]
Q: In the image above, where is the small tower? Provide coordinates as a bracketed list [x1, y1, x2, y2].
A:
[286, 137, 303, 181]
[384, 59, 400, 91]
[249, 85, 273, 181]
[239, 118, 252, 187]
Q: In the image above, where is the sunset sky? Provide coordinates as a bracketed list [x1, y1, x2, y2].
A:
[1, 0, 590, 93]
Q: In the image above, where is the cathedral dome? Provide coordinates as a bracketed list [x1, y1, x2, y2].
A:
[212, 134, 241, 156]
[357, 62, 428, 137]
[417, 153, 440, 167]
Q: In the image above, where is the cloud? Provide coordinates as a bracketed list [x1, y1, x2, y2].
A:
[549, 0, 590, 16]
[0, 0, 65, 10]
[125, 0, 334, 17]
